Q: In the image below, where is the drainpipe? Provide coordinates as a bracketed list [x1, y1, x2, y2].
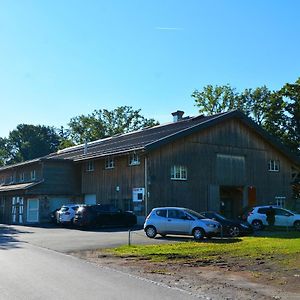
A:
[144, 156, 148, 217]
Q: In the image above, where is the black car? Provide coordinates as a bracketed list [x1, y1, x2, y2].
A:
[74, 204, 137, 228]
[200, 211, 253, 237]
[49, 208, 60, 224]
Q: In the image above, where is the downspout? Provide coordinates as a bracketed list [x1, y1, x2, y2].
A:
[144, 155, 148, 217]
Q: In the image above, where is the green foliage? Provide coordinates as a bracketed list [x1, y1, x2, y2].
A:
[111, 232, 300, 262]
[192, 80, 300, 154]
[192, 84, 240, 115]
[0, 138, 11, 166]
[68, 106, 158, 144]
[7, 124, 61, 163]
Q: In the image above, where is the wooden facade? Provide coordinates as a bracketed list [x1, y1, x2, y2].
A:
[79, 117, 299, 220]
[0, 110, 299, 224]
[146, 118, 295, 218]
[0, 159, 81, 224]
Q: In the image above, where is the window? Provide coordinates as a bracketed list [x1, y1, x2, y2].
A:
[19, 173, 25, 182]
[268, 160, 280, 172]
[167, 209, 186, 219]
[86, 161, 94, 172]
[105, 157, 115, 169]
[9, 175, 14, 183]
[275, 196, 286, 208]
[156, 209, 167, 218]
[170, 165, 187, 180]
[129, 153, 140, 166]
[30, 170, 36, 180]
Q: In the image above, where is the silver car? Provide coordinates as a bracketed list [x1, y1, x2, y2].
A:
[144, 207, 221, 240]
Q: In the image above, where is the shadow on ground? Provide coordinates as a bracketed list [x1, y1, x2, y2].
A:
[0, 225, 31, 250]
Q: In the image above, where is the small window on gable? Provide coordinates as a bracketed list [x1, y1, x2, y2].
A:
[20, 173, 25, 182]
[86, 161, 94, 172]
[171, 165, 187, 180]
[31, 170, 36, 180]
[105, 157, 115, 169]
[268, 160, 280, 172]
[129, 153, 140, 166]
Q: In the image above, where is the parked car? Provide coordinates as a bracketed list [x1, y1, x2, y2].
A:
[144, 207, 221, 240]
[247, 205, 300, 231]
[73, 204, 137, 228]
[200, 211, 253, 237]
[57, 204, 82, 225]
[49, 208, 60, 224]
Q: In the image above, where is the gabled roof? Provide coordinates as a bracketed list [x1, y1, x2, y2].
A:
[49, 111, 228, 161]
[48, 110, 299, 165]
[0, 110, 299, 170]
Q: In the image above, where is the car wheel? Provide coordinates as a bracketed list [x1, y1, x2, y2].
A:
[294, 221, 300, 231]
[193, 228, 205, 241]
[228, 226, 240, 237]
[251, 220, 264, 230]
[145, 226, 157, 238]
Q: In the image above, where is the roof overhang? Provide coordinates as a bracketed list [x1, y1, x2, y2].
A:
[0, 181, 43, 192]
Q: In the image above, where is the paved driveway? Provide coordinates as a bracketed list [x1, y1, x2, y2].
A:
[0, 224, 174, 252]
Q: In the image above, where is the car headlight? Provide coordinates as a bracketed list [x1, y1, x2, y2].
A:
[207, 223, 217, 228]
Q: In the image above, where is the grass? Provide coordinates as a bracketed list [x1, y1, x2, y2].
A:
[108, 232, 300, 266]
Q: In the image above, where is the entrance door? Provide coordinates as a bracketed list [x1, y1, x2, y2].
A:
[12, 197, 24, 224]
[220, 186, 243, 219]
[27, 199, 39, 223]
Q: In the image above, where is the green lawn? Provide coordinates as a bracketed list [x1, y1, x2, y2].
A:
[110, 232, 300, 266]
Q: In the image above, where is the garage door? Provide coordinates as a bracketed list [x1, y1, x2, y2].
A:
[84, 194, 96, 205]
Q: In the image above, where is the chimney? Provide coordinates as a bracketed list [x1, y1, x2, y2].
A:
[172, 110, 184, 122]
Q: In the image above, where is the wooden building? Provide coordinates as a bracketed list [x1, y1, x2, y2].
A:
[0, 110, 299, 224]
[0, 158, 81, 224]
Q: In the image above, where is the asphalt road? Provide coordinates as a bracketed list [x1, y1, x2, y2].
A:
[0, 224, 175, 252]
[0, 225, 202, 299]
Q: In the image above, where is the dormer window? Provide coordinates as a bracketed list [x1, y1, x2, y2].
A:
[31, 170, 36, 180]
[129, 153, 140, 166]
[105, 157, 115, 169]
[86, 161, 94, 172]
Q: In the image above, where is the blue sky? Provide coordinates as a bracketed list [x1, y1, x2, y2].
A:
[0, 0, 299, 137]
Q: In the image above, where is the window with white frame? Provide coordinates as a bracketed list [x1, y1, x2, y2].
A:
[171, 165, 187, 180]
[105, 157, 115, 169]
[30, 170, 36, 180]
[86, 161, 94, 172]
[268, 160, 280, 172]
[19, 172, 25, 182]
[275, 196, 286, 208]
[129, 153, 140, 166]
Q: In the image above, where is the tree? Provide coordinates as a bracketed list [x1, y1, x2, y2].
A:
[68, 106, 159, 144]
[0, 137, 11, 166]
[279, 78, 300, 153]
[239, 86, 272, 125]
[192, 84, 243, 115]
[8, 124, 61, 163]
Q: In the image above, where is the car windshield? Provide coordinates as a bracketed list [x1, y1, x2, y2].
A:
[212, 212, 227, 220]
[184, 209, 205, 219]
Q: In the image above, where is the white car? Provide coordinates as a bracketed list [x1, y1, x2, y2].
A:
[144, 207, 221, 240]
[57, 204, 82, 225]
[247, 206, 300, 231]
